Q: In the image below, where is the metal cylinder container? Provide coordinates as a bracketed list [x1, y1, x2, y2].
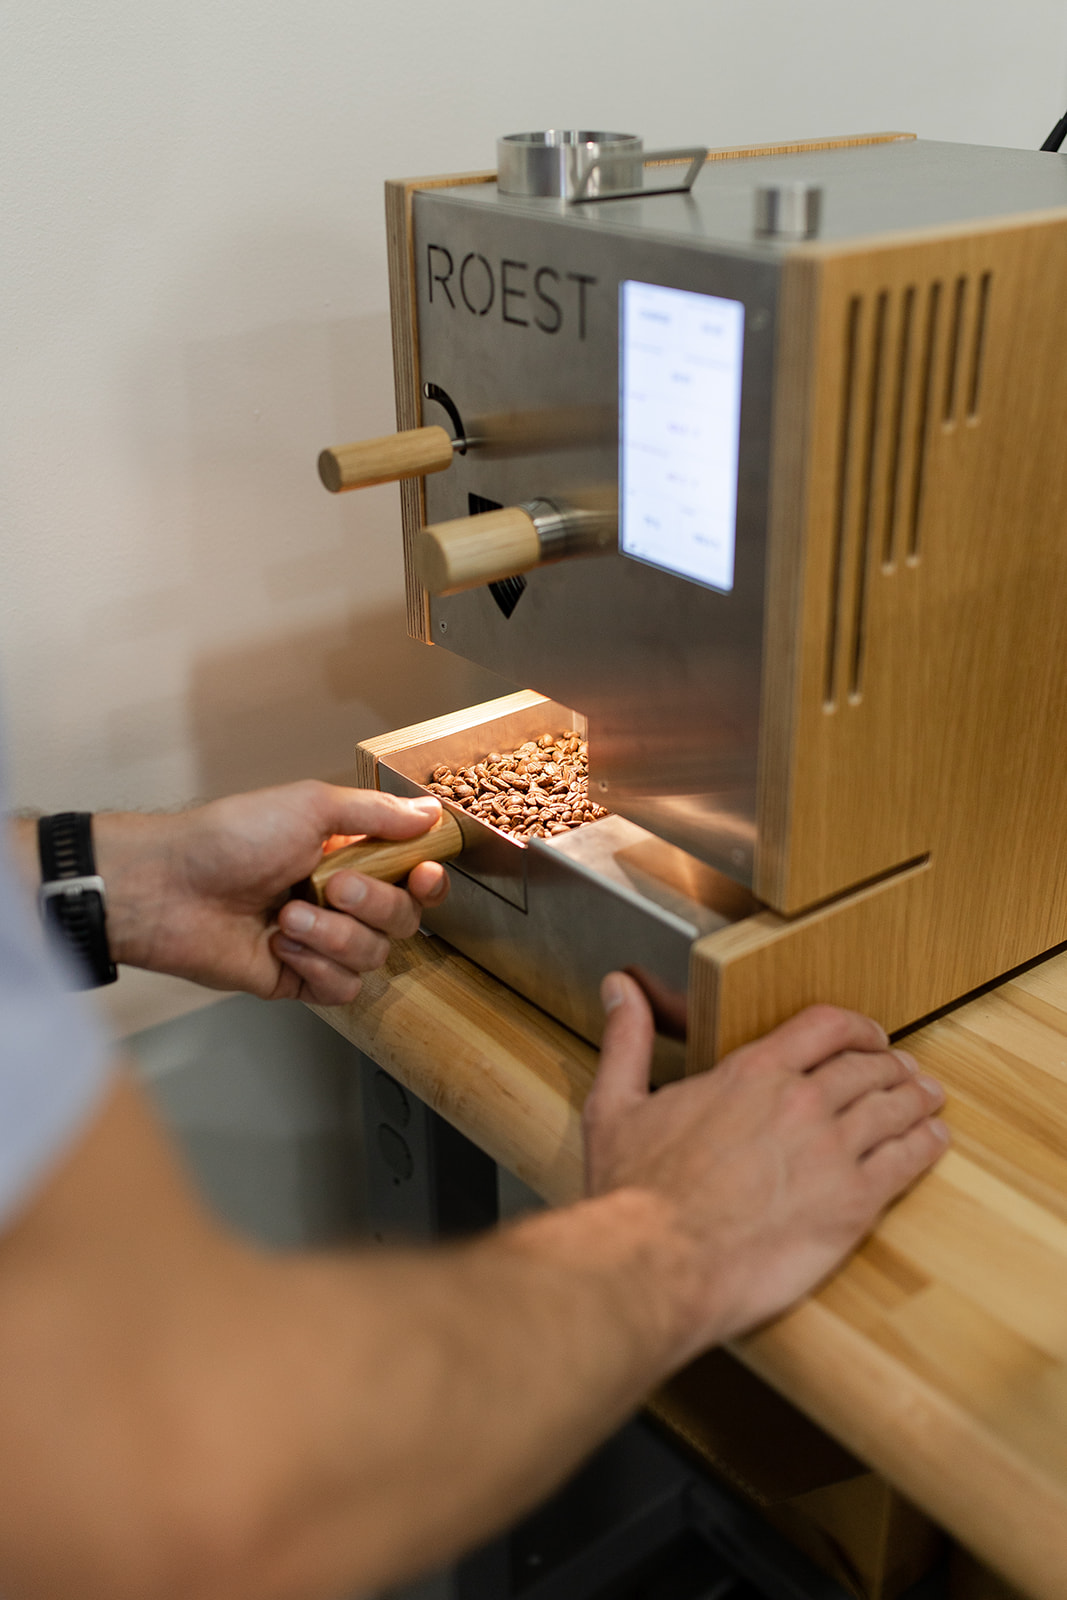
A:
[497, 130, 643, 200]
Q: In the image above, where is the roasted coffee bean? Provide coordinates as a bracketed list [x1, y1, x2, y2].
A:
[425, 730, 608, 843]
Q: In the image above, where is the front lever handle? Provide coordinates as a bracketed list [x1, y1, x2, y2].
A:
[289, 812, 464, 907]
[318, 426, 457, 493]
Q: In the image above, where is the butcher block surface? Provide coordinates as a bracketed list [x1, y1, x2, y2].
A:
[312, 935, 1067, 1599]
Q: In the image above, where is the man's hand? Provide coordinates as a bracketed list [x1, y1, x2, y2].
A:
[93, 782, 448, 1004]
[583, 974, 948, 1361]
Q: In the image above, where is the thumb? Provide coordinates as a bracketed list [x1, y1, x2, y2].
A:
[588, 972, 656, 1117]
[323, 787, 442, 842]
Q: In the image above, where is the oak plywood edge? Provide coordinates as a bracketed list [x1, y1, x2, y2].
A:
[701, 131, 914, 165]
[385, 169, 495, 643]
[354, 689, 549, 791]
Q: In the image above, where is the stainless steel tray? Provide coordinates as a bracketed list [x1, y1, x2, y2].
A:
[376, 698, 758, 1051]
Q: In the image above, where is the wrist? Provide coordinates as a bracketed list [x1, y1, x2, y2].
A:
[505, 1187, 713, 1383]
[8, 817, 40, 889]
[90, 811, 176, 969]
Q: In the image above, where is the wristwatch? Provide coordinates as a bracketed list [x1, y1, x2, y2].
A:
[37, 812, 118, 989]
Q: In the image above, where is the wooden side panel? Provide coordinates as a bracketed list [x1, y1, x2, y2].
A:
[760, 213, 1067, 918]
[739, 212, 1067, 1055]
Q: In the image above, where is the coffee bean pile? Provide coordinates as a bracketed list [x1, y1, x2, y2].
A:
[426, 731, 609, 842]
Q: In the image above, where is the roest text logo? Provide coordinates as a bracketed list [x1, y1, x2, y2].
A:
[426, 244, 598, 340]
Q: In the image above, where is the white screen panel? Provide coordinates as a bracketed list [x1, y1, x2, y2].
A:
[619, 280, 745, 593]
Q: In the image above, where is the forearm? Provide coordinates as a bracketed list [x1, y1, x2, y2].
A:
[248, 1191, 697, 1596]
[0, 1077, 701, 1600]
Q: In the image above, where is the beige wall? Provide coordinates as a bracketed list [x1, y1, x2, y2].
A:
[5, 0, 1067, 1030]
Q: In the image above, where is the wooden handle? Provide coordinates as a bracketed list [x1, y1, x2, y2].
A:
[415, 506, 542, 596]
[301, 812, 464, 907]
[318, 426, 454, 493]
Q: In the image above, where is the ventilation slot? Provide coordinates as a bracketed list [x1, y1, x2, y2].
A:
[847, 291, 888, 699]
[966, 271, 992, 420]
[823, 271, 993, 710]
[824, 297, 862, 708]
[943, 276, 968, 423]
[908, 280, 942, 559]
[882, 285, 915, 568]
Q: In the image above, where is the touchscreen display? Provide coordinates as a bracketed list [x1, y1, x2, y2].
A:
[619, 280, 745, 593]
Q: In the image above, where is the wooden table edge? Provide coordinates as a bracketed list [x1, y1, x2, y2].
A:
[311, 932, 1067, 1600]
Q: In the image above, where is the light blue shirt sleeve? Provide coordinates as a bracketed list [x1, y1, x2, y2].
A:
[0, 736, 112, 1227]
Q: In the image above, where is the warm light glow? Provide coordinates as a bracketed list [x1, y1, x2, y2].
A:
[321, 834, 362, 854]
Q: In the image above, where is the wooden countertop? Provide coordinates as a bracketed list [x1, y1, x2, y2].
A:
[311, 935, 1067, 1600]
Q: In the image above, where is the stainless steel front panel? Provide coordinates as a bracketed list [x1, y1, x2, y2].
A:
[415, 191, 778, 884]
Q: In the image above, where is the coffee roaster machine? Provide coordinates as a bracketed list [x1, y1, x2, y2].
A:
[321, 128, 1067, 1067]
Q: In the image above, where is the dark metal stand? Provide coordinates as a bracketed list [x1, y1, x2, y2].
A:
[358, 1056, 944, 1600]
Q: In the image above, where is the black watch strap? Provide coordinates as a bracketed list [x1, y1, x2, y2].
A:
[37, 813, 117, 990]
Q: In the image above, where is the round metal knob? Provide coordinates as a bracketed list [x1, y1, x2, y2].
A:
[754, 181, 823, 240]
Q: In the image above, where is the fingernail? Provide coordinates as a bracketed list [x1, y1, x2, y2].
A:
[601, 973, 627, 1014]
[930, 1118, 951, 1144]
[277, 936, 305, 956]
[411, 797, 442, 820]
[872, 1023, 889, 1047]
[918, 1074, 945, 1105]
[285, 903, 315, 935]
[331, 875, 366, 911]
[894, 1050, 919, 1075]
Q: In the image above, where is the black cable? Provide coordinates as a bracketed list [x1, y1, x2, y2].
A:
[1041, 110, 1067, 151]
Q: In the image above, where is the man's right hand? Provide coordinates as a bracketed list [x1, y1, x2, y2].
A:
[583, 973, 948, 1363]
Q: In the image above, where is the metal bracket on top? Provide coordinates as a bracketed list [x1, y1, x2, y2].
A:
[570, 146, 708, 205]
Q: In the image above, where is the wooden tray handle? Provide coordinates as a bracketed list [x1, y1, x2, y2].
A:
[415, 506, 542, 595]
[318, 426, 454, 493]
[294, 812, 464, 908]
